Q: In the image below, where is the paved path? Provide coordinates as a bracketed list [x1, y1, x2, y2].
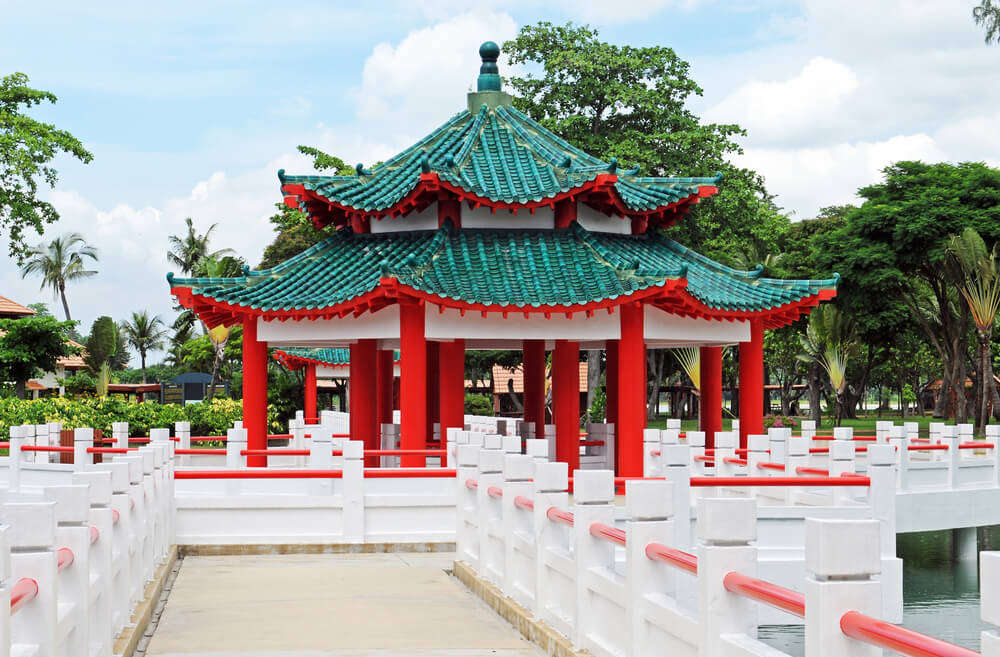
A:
[145, 552, 544, 657]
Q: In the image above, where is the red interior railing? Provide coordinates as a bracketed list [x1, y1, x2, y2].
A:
[546, 507, 574, 527]
[589, 522, 626, 546]
[645, 543, 698, 574]
[57, 547, 74, 571]
[840, 610, 979, 657]
[10, 578, 38, 614]
[723, 572, 804, 617]
[514, 495, 534, 511]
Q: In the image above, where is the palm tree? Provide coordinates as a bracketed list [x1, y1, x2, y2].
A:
[167, 217, 232, 276]
[195, 255, 244, 396]
[975, 0, 1000, 44]
[20, 233, 98, 321]
[798, 305, 858, 426]
[948, 228, 1000, 435]
[121, 311, 168, 383]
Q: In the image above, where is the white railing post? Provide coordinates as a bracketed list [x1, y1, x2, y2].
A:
[73, 469, 115, 656]
[768, 427, 788, 467]
[804, 518, 882, 657]
[0, 525, 9, 657]
[150, 428, 171, 560]
[697, 497, 758, 657]
[533, 461, 570, 622]
[945, 426, 961, 489]
[800, 419, 816, 441]
[4, 500, 58, 656]
[135, 448, 156, 584]
[525, 438, 548, 466]
[114, 455, 145, 606]
[989, 425, 1000, 487]
[572, 469, 615, 652]
[113, 422, 129, 451]
[104, 461, 132, 634]
[225, 427, 247, 469]
[456, 443, 481, 567]
[34, 425, 50, 464]
[342, 441, 364, 543]
[829, 440, 856, 505]
[643, 428, 661, 478]
[173, 421, 190, 467]
[20, 425, 36, 464]
[138, 443, 164, 564]
[663, 445, 691, 550]
[501, 453, 533, 595]
[890, 425, 910, 491]
[786, 437, 810, 505]
[44, 484, 90, 657]
[626, 479, 672, 657]
[714, 431, 736, 478]
[477, 436, 504, 583]
[983, 551, 1000, 656]
[8, 427, 24, 492]
[875, 420, 892, 443]
[73, 427, 93, 467]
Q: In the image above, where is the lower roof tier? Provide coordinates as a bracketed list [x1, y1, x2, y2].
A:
[168, 221, 838, 329]
[274, 347, 399, 370]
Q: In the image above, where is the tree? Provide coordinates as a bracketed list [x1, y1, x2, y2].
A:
[20, 232, 98, 321]
[167, 217, 232, 276]
[947, 227, 1000, 434]
[194, 255, 245, 395]
[503, 23, 783, 262]
[975, 0, 1000, 44]
[84, 316, 119, 373]
[0, 73, 93, 260]
[799, 305, 858, 426]
[0, 315, 76, 398]
[121, 311, 168, 383]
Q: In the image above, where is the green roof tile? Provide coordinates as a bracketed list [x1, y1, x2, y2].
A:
[276, 347, 400, 366]
[169, 221, 837, 314]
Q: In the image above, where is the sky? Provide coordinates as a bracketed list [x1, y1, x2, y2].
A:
[1, 0, 998, 364]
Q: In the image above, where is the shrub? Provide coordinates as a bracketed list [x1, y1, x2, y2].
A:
[464, 393, 493, 416]
[763, 415, 799, 430]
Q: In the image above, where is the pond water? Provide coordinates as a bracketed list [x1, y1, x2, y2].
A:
[758, 527, 1000, 655]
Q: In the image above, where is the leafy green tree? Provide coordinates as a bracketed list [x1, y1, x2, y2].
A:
[121, 311, 168, 383]
[947, 227, 1000, 434]
[503, 22, 785, 262]
[20, 232, 98, 321]
[296, 146, 353, 174]
[0, 73, 93, 259]
[0, 315, 76, 398]
[84, 316, 119, 373]
[167, 217, 232, 276]
[799, 305, 858, 426]
[764, 325, 808, 416]
[975, 0, 1000, 44]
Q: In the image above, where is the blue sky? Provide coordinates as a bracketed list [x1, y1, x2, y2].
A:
[1, 1, 997, 363]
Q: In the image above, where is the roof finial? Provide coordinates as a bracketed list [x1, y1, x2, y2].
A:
[477, 41, 502, 92]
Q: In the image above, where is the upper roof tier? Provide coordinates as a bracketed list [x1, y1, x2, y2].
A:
[279, 43, 720, 231]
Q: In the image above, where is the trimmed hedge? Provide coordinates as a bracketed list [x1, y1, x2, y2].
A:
[0, 397, 281, 438]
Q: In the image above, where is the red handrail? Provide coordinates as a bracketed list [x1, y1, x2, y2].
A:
[89, 526, 99, 544]
[579, 440, 605, 447]
[723, 572, 805, 617]
[21, 445, 72, 452]
[908, 444, 949, 451]
[723, 457, 748, 466]
[174, 469, 344, 479]
[112, 509, 120, 525]
[649, 450, 661, 456]
[590, 522, 626, 546]
[959, 441, 995, 449]
[757, 462, 786, 472]
[88, 447, 131, 454]
[514, 495, 534, 511]
[57, 547, 74, 571]
[796, 466, 831, 476]
[10, 578, 38, 614]
[645, 542, 698, 574]
[840, 610, 979, 657]
[694, 455, 715, 463]
[487, 485, 503, 499]
[466, 479, 478, 490]
[690, 476, 870, 487]
[546, 507, 574, 527]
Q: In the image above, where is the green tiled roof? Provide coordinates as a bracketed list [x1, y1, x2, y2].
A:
[280, 103, 720, 218]
[168, 221, 838, 314]
[276, 347, 400, 366]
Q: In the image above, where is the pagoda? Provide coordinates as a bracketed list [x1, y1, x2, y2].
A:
[169, 42, 837, 473]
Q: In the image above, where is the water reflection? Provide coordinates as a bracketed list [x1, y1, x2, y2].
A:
[757, 527, 998, 655]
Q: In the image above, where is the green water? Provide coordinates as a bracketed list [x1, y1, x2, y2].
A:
[758, 527, 1000, 655]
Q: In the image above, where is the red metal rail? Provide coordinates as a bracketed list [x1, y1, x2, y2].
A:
[10, 578, 38, 614]
[757, 462, 786, 472]
[88, 447, 131, 454]
[840, 610, 979, 657]
[174, 469, 344, 479]
[466, 479, 478, 490]
[487, 485, 503, 499]
[645, 543, 698, 574]
[723, 457, 748, 466]
[590, 522, 626, 546]
[514, 495, 534, 511]
[960, 441, 995, 449]
[723, 571, 805, 617]
[21, 445, 72, 453]
[57, 547, 74, 571]
[579, 440, 605, 447]
[112, 509, 120, 525]
[690, 476, 870, 487]
[89, 526, 99, 544]
[908, 444, 949, 451]
[796, 466, 832, 476]
[546, 507, 575, 527]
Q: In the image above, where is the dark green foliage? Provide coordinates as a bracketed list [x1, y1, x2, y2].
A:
[465, 393, 494, 416]
[84, 316, 119, 373]
[0, 315, 76, 397]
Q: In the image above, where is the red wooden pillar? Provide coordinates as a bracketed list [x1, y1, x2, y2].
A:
[376, 349, 394, 430]
[350, 340, 378, 467]
[553, 339, 580, 472]
[439, 339, 465, 467]
[242, 316, 269, 467]
[699, 346, 723, 450]
[605, 341, 619, 426]
[304, 362, 318, 422]
[618, 302, 646, 477]
[739, 319, 765, 450]
[426, 341, 440, 446]
[399, 299, 427, 467]
[522, 340, 547, 438]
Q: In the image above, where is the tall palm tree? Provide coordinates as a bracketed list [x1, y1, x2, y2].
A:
[20, 233, 98, 321]
[948, 228, 1000, 435]
[798, 305, 858, 426]
[975, 0, 1000, 44]
[121, 311, 168, 383]
[167, 217, 232, 276]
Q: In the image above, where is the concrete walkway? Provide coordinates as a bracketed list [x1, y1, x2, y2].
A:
[145, 552, 544, 657]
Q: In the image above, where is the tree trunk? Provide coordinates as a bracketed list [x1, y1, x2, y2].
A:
[14, 379, 26, 399]
[59, 282, 72, 322]
[207, 338, 227, 399]
[646, 350, 665, 421]
[808, 361, 822, 424]
[934, 361, 952, 418]
[140, 353, 147, 385]
[954, 334, 969, 423]
[586, 350, 601, 422]
[979, 329, 994, 436]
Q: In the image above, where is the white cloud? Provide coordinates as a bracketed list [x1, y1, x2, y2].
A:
[705, 57, 858, 147]
[353, 12, 519, 136]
